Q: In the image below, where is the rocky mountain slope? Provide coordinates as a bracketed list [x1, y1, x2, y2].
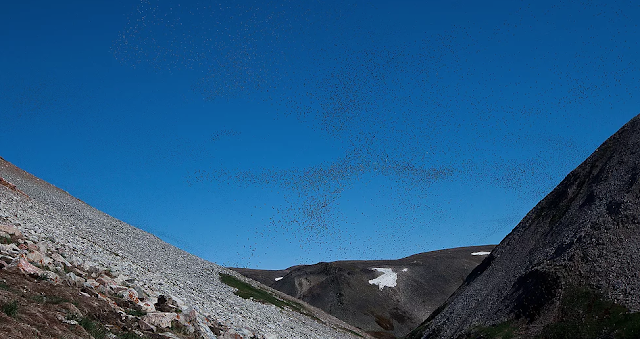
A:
[409, 114, 640, 339]
[0, 222, 207, 339]
[233, 245, 495, 339]
[0, 157, 369, 339]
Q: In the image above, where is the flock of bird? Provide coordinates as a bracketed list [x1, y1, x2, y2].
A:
[108, 0, 640, 266]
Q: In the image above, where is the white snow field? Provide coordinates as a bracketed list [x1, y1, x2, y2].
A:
[368, 268, 397, 290]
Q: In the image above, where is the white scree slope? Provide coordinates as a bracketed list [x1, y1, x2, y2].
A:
[0, 157, 366, 339]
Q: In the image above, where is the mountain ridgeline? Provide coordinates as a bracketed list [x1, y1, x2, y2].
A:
[233, 245, 495, 339]
[409, 114, 640, 339]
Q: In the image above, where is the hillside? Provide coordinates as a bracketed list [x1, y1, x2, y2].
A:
[0, 157, 369, 339]
[233, 245, 495, 339]
[409, 114, 640, 339]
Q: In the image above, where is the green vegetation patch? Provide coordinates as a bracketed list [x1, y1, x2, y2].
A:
[118, 332, 147, 339]
[30, 294, 47, 303]
[537, 287, 640, 339]
[2, 300, 18, 317]
[460, 286, 640, 339]
[219, 273, 310, 316]
[78, 316, 108, 339]
[47, 295, 71, 304]
[125, 308, 147, 317]
[30, 294, 70, 304]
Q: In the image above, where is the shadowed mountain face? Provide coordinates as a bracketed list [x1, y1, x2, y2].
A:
[232, 245, 496, 339]
[409, 114, 640, 339]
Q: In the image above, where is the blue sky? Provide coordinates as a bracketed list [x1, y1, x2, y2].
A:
[1, 0, 639, 269]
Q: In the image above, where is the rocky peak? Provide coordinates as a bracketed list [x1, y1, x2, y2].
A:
[411, 114, 640, 338]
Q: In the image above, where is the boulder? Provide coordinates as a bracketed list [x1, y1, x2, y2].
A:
[17, 256, 43, 275]
[170, 295, 187, 309]
[84, 279, 100, 289]
[96, 275, 114, 287]
[51, 252, 71, 267]
[133, 285, 147, 300]
[0, 224, 23, 237]
[142, 312, 178, 329]
[139, 301, 155, 313]
[138, 319, 157, 332]
[220, 328, 255, 339]
[154, 295, 179, 312]
[139, 296, 157, 313]
[111, 285, 129, 294]
[176, 307, 198, 325]
[119, 288, 140, 303]
[97, 292, 118, 307]
[26, 242, 39, 252]
[0, 243, 20, 256]
[41, 271, 61, 284]
[112, 274, 129, 284]
[195, 319, 219, 339]
[26, 250, 51, 266]
[65, 272, 86, 287]
[36, 241, 48, 254]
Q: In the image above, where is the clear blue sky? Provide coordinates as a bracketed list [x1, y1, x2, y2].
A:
[1, 0, 639, 269]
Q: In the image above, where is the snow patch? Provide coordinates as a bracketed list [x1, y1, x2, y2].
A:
[471, 251, 491, 256]
[368, 268, 397, 290]
[402, 268, 408, 272]
[274, 277, 283, 281]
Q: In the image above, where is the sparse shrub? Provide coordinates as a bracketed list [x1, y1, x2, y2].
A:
[2, 300, 18, 317]
[46, 295, 70, 304]
[219, 273, 288, 307]
[125, 308, 147, 317]
[538, 287, 640, 339]
[118, 332, 145, 339]
[218, 273, 312, 317]
[170, 319, 194, 335]
[78, 317, 108, 339]
[30, 294, 47, 303]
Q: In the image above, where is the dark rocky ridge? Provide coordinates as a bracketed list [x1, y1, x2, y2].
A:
[411, 113, 640, 338]
[232, 245, 496, 338]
